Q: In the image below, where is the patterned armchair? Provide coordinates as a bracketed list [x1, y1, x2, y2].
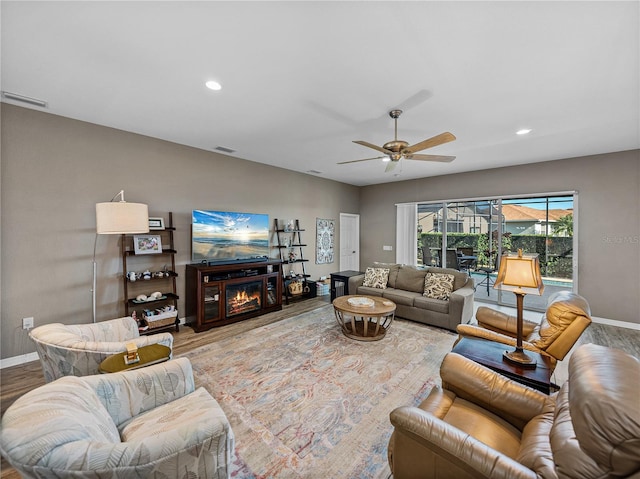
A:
[29, 316, 173, 382]
[0, 358, 235, 479]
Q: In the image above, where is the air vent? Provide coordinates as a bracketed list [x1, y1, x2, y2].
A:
[214, 146, 236, 154]
[306, 170, 323, 175]
[1, 91, 48, 108]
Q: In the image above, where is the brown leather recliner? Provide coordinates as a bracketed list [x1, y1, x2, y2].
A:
[388, 343, 640, 479]
[456, 291, 591, 372]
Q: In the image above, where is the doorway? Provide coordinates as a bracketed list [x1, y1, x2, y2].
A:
[340, 213, 360, 271]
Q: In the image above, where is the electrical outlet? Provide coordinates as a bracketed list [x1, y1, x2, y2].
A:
[383, 245, 393, 251]
[22, 317, 34, 330]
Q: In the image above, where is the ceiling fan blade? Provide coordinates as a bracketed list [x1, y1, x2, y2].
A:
[391, 89, 433, 113]
[337, 156, 386, 165]
[403, 132, 456, 154]
[407, 154, 456, 163]
[385, 160, 399, 173]
[353, 140, 393, 155]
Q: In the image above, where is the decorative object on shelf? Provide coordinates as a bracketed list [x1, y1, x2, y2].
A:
[285, 220, 295, 232]
[316, 218, 335, 264]
[127, 271, 137, 282]
[133, 235, 162, 255]
[93, 189, 149, 323]
[288, 280, 303, 295]
[148, 217, 165, 230]
[493, 248, 544, 368]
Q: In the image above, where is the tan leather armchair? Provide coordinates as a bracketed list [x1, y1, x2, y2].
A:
[388, 343, 640, 479]
[456, 291, 591, 372]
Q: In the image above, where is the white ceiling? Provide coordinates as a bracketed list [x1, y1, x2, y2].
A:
[2, 1, 638, 186]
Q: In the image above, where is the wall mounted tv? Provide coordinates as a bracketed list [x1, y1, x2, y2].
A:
[191, 210, 270, 264]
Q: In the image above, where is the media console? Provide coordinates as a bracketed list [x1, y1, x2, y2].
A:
[185, 260, 282, 332]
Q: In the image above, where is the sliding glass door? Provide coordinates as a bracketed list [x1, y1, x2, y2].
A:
[417, 194, 575, 311]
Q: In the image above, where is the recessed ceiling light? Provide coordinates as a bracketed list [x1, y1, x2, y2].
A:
[516, 128, 532, 135]
[205, 80, 222, 91]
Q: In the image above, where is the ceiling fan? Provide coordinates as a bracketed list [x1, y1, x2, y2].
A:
[338, 110, 456, 172]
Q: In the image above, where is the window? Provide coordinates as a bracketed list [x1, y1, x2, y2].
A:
[417, 193, 575, 311]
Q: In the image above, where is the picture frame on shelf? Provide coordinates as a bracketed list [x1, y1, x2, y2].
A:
[133, 235, 163, 255]
[148, 217, 165, 230]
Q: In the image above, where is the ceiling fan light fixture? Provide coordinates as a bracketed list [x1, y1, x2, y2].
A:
[382, 157, 391, 162]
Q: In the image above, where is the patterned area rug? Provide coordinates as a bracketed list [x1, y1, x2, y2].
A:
[183, 305, 456, 479]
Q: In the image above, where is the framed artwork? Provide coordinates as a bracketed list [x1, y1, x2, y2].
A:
[134, 235, 163, 255]
[148, 217, 165, 230]
[316, 218, 335, 264]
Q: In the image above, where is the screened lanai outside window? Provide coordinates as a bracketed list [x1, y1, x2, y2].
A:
[417, 194, 575, 311]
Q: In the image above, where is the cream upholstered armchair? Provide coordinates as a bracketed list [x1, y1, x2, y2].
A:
[388, 344, 640, 479]
[0, 358, 235, 479]
[29, 316, 173, 382]
[456, 291, 591, 372]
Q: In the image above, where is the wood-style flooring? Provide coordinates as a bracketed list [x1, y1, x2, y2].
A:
[1, 295, 639, 478]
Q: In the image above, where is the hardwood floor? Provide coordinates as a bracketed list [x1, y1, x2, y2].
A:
[1, 295, 638, 478]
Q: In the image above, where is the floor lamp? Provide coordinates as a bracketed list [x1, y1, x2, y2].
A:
[93, 190, 149, 323]
[493, 249, 544, 368]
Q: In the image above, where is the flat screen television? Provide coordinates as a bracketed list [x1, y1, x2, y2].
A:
[191, 210, 270, 264]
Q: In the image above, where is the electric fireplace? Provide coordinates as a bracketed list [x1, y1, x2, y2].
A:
[226, 281, 263, 318]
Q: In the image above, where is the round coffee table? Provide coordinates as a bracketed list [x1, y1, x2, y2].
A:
[332, 295, 396, 341]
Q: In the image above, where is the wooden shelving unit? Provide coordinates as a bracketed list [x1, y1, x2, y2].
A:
[274, 218, 316, 304]
[122, 212, 179, 334]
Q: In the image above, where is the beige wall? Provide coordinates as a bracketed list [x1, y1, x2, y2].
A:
[359, 150, 640, 324]
[1, 105, 360, 359]
[2, 104, 639, 360]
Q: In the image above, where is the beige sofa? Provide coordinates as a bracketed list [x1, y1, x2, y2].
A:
[348, 263, 474, 331]
[388, 343, 640, 478]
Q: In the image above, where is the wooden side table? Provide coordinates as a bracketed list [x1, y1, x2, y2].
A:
[452, 337, 553, 394]
[99, 344, 172, 373]
[330, 270, 363, 301]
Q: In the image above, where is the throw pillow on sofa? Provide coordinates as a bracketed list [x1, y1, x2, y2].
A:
[362, 267, 390, 289]
[423, 272, 455, 300]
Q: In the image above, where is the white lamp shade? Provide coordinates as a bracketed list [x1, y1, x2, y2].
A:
[96, 202, 149, 234]
[494, 251, 544, 295]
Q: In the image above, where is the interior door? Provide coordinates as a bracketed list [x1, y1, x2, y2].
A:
[340, 213, 360, 271]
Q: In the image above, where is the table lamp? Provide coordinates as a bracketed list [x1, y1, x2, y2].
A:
[493, 249, 544, 368]
[93, 190, 148, 322]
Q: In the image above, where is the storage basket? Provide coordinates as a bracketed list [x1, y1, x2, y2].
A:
[144, 310, 178, 330]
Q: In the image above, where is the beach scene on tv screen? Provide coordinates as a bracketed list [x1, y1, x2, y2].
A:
[192, 210, 269, 262]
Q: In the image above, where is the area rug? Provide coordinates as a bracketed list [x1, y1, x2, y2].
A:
[183, 305, 457, 479]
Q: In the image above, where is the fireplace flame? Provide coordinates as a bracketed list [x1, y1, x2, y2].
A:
[227, 283, 262, 317]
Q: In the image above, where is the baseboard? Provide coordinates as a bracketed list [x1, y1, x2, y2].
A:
[0, 352, 39, 369]
[0, 316, 189, 370]
[591, 315, 640, 330]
